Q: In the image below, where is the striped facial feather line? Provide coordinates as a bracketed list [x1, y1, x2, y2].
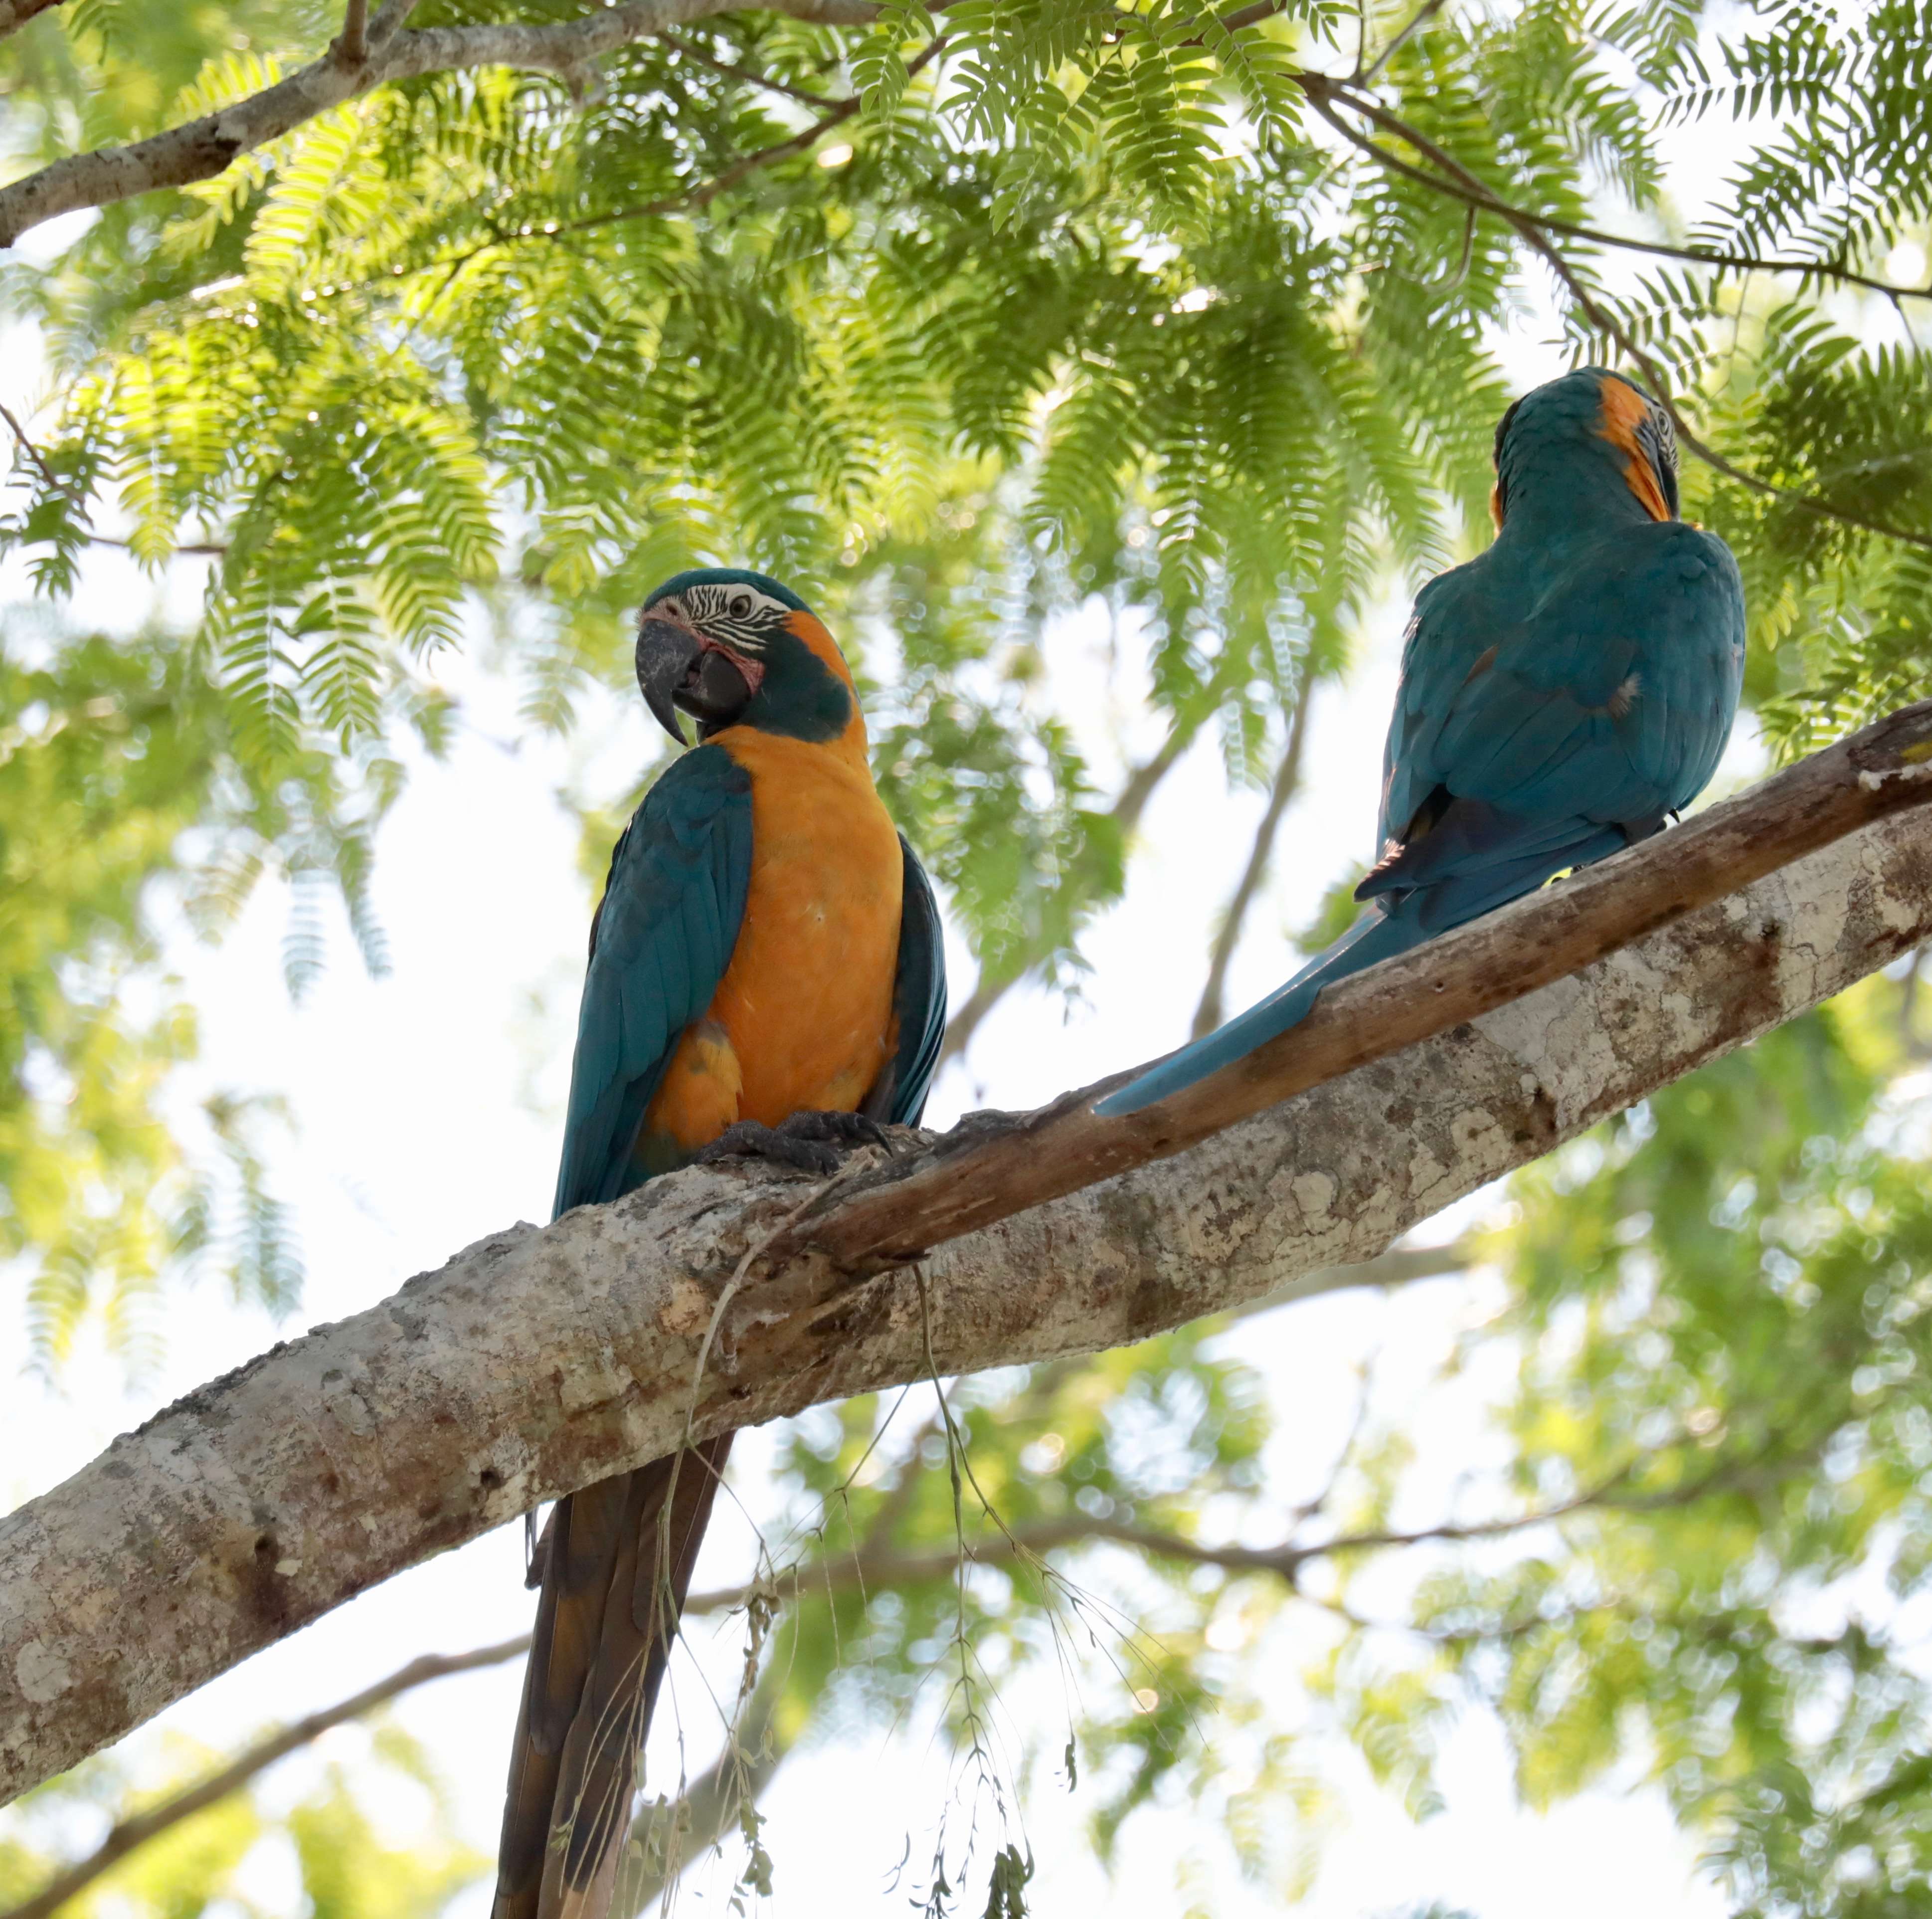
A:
[653, 581, 792, 654]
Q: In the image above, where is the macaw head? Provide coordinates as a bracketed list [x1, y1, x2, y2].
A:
[634, 567, 860, 748]
[1489, 367, 1680, 532]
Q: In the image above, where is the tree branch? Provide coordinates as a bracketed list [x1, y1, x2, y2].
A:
[4, 704, 1932, 1804]
[334, 0, 371, 71]
[1355, 0, 1445, 84]
[0, 0, 65, 44]
[0, 1634, 530, 1919]
[1191, 688, 1313, 1039]
[939, 713, 1195, 1067]
[1303, 79, 1932, 552]
[658, 31, 841, 107]
[0, 0, 879, 250]
[0, 397, 82, 507]
[684, 1449, 1702, 1615]
[615, 1670, 785, 1917]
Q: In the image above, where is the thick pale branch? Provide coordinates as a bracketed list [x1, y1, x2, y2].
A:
[770, 702, 1932, 1273]
[3, 705, 1932, 1804]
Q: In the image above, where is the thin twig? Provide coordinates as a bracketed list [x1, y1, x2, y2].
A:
[1191, 685, 1314, 1039]
[1319, 76, 1929, 304]
[1356, 0, 1444, 84]
[0, 397, 83, 508]
[938, 710, 1195, 1067]
[661, 30, 841, 106]
[386, 28, 948, 300]
[1304, 77, 1932, 553]
[684, 1459, 1655, 1618]
[0, 1635, 530, 1919]
[556, 30, 949, 241]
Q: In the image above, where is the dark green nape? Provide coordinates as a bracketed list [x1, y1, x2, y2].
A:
[642, 565, 815, 615]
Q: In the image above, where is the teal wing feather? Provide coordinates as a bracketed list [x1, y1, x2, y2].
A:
[551, 745, 753, 1216]
[1384, 521, 1744, 842]
[881, 835, 948, 1126]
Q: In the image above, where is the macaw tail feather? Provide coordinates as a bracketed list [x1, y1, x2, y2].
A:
[492, 1436, 732, 1919]
[1093, 905, 1417, 1117]
[1095, 808, 1639, 1118]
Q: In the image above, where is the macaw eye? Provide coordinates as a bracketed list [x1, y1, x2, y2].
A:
[729, 592, 753, 619]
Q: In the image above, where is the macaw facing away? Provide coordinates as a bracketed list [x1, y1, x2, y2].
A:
[1097, 367, 1746, 1118]
[492, 568, 946, 1919]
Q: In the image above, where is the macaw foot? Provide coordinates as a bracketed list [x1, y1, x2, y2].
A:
[697, 1110, 892, 1177]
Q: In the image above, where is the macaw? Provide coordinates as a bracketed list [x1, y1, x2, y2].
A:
[492, 567, 946, 1919]
[1098, 366, 1746, 1117]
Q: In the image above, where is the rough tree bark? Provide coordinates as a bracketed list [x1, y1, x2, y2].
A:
[2, 703, 1931, 1804]
[0, 0, 879, 249]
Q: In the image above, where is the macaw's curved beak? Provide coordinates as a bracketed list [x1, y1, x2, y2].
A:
[635, 616, 757, 745]
[1636, 415, 1680, 520]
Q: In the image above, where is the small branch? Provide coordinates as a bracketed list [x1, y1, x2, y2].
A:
[1356, 0, 1444, 84]
[552, 30, 948, 241]
[1231, 1236, 1476, 1319]
[1191, 687, 1313, 1039]
[1303, 78, 1932, 553]
[685, 1467, 1646, 1617]
[0, 397, 83, 509]
[1318, 80, 1929, 304]
[0, 1634, 530, 1919]
[85, 530, 229, 559]
[0, 0, 880, 250]
[398, 27, 949, 293]
[938, 713, 1195, 1067]
[0, 0, 65, 44]
[614, 1670, 787, 1918]
[334, 0, 370, 69]
[660, 31, 841, 106]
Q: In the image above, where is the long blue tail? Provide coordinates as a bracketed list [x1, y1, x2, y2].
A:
[1093, 903, 1425, 1116]
[1095, 810, 1630, 1118]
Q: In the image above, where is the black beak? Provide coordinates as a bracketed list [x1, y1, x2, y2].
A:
[635, 616, 754, 746]
[1637, 416, 1680, 519]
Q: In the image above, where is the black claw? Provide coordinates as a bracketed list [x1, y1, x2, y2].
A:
[695, 1110, 893, 1175]
[777, 1110, 892, 1152]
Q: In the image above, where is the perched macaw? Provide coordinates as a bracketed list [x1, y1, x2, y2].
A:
[492, 568, 946, 1919]
[1098, 366, 1746, 1117]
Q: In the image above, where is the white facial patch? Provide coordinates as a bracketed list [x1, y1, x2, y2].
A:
[662, 582, 793, 654]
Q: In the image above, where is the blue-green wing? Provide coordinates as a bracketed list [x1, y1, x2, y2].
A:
[878, 835, 948, 1127]
[1384, 522, 1744, 840]
[1379, 564, 1498, 844]
[552, 746, 753, 1218]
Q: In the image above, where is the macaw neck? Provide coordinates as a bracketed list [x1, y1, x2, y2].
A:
[1494, 444, 1664, 549]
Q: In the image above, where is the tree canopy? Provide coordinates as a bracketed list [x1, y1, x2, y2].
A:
[3, 0, 1932, 1914]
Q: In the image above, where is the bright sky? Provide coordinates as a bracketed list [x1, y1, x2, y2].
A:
[0, 79, 1851, 1919]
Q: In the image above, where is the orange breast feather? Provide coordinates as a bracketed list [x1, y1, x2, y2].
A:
[643, 728, 902, 1155]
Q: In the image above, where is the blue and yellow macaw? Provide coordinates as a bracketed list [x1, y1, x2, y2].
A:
[1099, 367, 1746, 1117]
[492, 569, 946, 1919]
